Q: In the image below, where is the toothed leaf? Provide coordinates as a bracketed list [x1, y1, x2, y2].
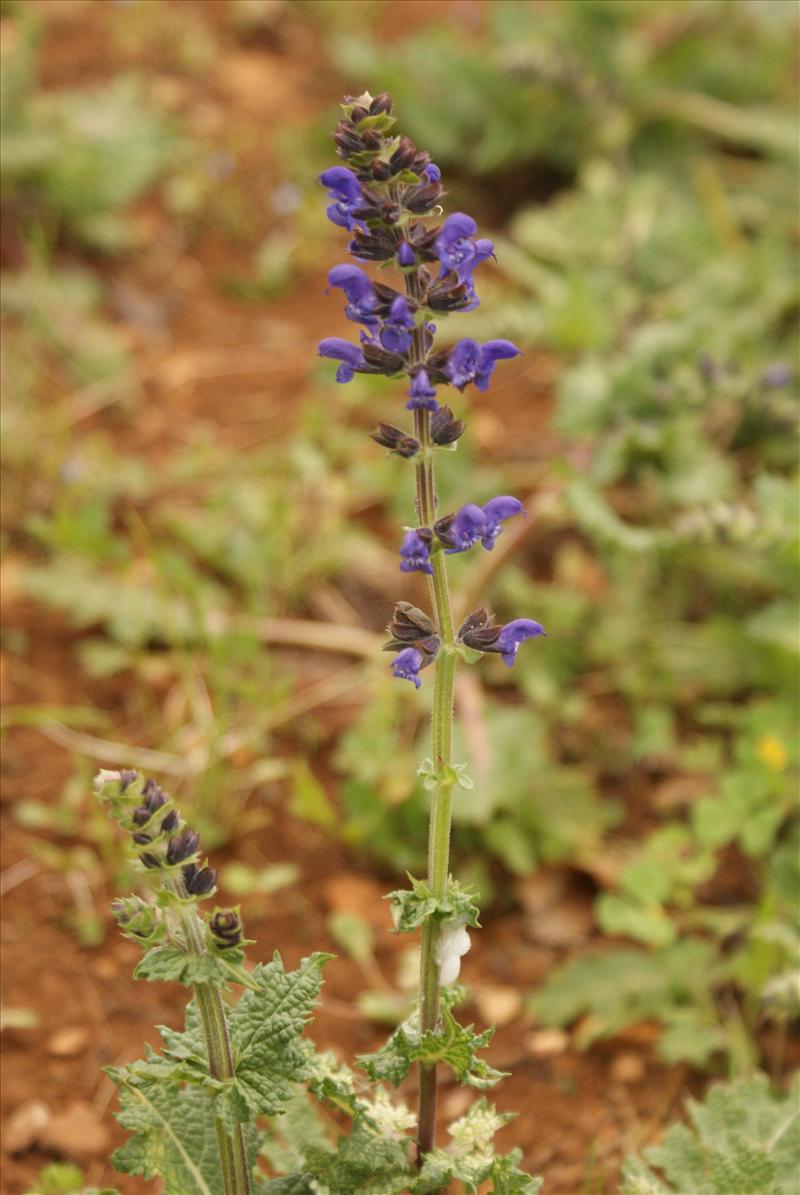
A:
[388, 876, 480, 934]
[227, 952, 331, 1118]
[109, 1076, 231, 1195]
[621, 1073, 800, 1194]
[359, 1008, 506, 1090]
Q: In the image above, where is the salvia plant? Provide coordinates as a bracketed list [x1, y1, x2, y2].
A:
[95, 94, 544, 1195]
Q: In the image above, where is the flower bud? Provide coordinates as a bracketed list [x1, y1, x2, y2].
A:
[161, 809, 179, 833]
[403, 181, 443, 214]
[458, 608, 502, 649]
[183, 862, 217, 897]
[370, 423, 420, 458]
[112, 896, 165, 945]
[371, 159, 392, 182]
[210, 908, 243, 950]
[387, 601, 437, 641]
[166, 829, 200, 866]
[389, 135, 417, 173]
[369, 92, 393, 115]
[431, 405, 466, 446]
[349, 227, 396, 262]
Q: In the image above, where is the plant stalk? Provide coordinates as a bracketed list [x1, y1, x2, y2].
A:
[406, 272, 458, 1169]
[174, 884, 252, 1195]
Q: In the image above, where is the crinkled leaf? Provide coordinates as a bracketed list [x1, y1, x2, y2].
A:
[135, 945, 239, 989]
[299, 1112, 413, 1195]
[388, 876, 480, 935]
[110, 1076, 226, 1195]
[622, 1073, 800, 1195]
[228, 952, 330, 1118]
[360, 1008, 506, 1090]
[415, 1101, 541, 1194]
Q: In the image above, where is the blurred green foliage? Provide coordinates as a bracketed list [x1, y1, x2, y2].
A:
[1, 16, 179, 251]
[330, 0, 796, 182]
[1, 0, 797, 1096]
[622, 1073, 800, 1195]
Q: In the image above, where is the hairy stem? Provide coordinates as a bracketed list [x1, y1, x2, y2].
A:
[406, 273, 458, 1169]
[174, 886, 252, 1195]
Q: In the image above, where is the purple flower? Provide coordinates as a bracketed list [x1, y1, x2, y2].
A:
[391, 647, 424, 688]
[446, 339, 481, 389]
[318, 337, 364, 383]
[397, 241, 415, 267]
[495, 619, 546, 667]
[438, 504, 486, 553]
[320, 166, 364, 230]
[445, 338, 520, 392]
[328, 264, 379, 327]
[435, 495, 523, 553]
[407, 369, 438, 412]
[424, 164, 441, 183]
[400, 528, 434, 575]
[380, 295, 415, 353]
[481, 496, 524, 549]
[434, 213, 494, 290]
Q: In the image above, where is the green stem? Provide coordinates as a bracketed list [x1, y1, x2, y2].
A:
[174, 888, 252, 1195]
[406, 278, 459, 1169]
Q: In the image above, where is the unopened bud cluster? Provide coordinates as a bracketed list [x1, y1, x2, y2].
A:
[94, 769, 216, 898]
[96, 770, 248, 965]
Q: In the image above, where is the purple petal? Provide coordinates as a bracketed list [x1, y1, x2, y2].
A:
[328, 263, 372, 300]
[325, 202, 351, 229]
[440, 212, 477, 242]
[392, 647, 423, 688]
[479, 340, 521, 365]
[483, 496, 524, 522]
[320, 166, 361, 200]
[446, 338, 481, 389]
[380, 326, 413, 354]
[397, 241, 415, 267]
[446, 503, 487, 552]
[496, 619, 546, 667]
[318, 337, 362, 364]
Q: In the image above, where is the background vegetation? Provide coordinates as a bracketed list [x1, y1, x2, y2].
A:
[1, 2, 797, 1193]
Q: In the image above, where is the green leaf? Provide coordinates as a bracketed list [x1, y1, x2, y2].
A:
[227, 952, 330, 1118]
[134, 945, 242, 990]
[289, 762, 336, 828]
[414, 1100, 541, 1194]
[622, 1073, 800, 1195]
[296, 1111, 413, 1195]
[387, 876, 480, 935]
[110, 1076, 226, 1195]
[532, 940, 724, 1065]
[596, 893, 676, 947]
[360, 1007, 506, 1091]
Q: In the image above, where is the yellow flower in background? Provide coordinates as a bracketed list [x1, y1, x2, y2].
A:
[757, 734, 787, 773]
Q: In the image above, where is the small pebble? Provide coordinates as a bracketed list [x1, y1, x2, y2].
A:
[611, 1052, 646, 1084]
[474, 984, 523, 1027]
[526, 1028, 569, 1056]
[39, 1102, 109, 1161]
[4, 1100, 50, 1153]
[47, 1027, 89, 1057]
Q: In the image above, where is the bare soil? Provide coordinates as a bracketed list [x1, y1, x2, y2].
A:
[0, 2, 731, 1192]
